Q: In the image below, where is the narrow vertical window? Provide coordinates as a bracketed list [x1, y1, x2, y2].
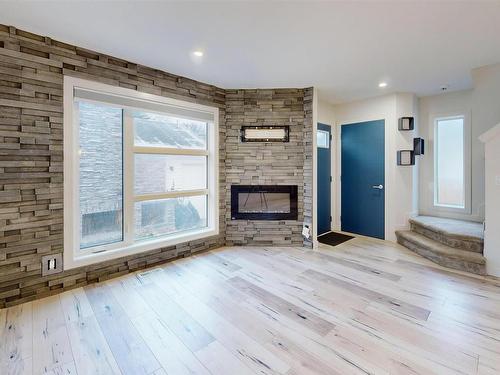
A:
[79, 102, 123, 248]
[317, 130, 329, 149]
[434, 116, 465, 208]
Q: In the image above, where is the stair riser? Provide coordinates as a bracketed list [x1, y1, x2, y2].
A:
[396, 234, 486, 276]
[411, 223, 483, 254]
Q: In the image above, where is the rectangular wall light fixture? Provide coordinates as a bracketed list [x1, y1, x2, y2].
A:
[240, 126, 290, 142]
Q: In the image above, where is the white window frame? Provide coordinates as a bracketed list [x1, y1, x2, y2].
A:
[63, 76, 219, 270]
[432, 113, 471, 213]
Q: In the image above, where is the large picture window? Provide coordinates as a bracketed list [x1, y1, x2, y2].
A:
[64, 77, 219, 269]
[434, 115, 466, 209]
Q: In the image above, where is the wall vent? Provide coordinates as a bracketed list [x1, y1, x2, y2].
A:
[137, 268, 163, 280]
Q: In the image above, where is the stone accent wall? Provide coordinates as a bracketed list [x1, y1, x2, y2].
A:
[0, 25, 226, 308]
[0, 24, 313, 308]
[303, 87, 314, 247]
[225, 89, 309, 246]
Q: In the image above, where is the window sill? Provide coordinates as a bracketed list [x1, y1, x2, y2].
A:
[63, 227, 219, 270]
[434, 203, 465, 210]
[430, 203, 471, 217]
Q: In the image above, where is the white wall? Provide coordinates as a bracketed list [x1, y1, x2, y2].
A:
[399, 68, 500, 276]
[418, 90, 476, 220]
[471, 63, 500, 220]
[418, 62, 500, 223]
[480, 124, 500, 277]
[318, 99, 336, 126]
[397, 93, 420, 218]
[333, 93, 417, 242]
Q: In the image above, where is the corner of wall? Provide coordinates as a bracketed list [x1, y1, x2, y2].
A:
[303, 87, 315, 248]
[224, 87, 313, 248]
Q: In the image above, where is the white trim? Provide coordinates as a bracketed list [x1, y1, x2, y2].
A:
[123, 108, 134, 247]
[63, 76, 219, 270]
[334, 124, 342, 232]
[432, 113, 471, 215]
[73, 83, 215, 122]
[312, 88, 319, 249]
[65, 228, 218, 269]
[133, 146, 208, 156]
[135, 189, 209, 201]
[330, 130, 336, 232]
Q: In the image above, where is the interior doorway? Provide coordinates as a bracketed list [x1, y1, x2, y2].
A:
[317, 123, 332, 236]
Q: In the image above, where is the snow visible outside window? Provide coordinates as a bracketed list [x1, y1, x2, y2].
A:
[78, 103, 210, 251]
[133, 111, 207, 149]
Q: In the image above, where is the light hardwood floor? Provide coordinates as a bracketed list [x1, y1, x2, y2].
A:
[1, 237, 500, 375]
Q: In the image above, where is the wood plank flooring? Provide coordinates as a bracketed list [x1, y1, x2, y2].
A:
[1, 237, 500, 375]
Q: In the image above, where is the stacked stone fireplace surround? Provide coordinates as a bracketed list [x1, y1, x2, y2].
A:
[0, 25, 313, 308]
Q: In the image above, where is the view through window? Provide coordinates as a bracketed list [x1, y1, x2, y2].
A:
[75, 92, 214, 254]
[434, 116, 465, 209]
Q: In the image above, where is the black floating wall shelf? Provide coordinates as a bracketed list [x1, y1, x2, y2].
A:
[398, 117, 414, 131]
[397, 150, 415, 166]
[413, 137, 425, 155]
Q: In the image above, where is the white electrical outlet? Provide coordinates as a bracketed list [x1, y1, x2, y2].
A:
[41, 254, 63, 276]
[302, 225, 311, 239]
[48, 258, 56, 270]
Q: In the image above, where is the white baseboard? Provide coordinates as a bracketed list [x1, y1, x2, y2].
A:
[486, 262, 500, 278]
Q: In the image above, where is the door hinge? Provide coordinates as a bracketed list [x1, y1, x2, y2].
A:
[330, 176, 333, 182]
[330, 216, 332, 222]
[329, 134, 333, 141]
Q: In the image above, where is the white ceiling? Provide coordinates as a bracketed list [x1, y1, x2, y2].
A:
[2, 1, 500, 103]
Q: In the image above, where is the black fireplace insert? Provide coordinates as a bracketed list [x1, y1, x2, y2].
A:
[231, 185, 298, 220]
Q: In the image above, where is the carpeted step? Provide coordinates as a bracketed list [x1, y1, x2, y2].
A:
[395, 230, 486, 275]
[409, 216, 483, 254]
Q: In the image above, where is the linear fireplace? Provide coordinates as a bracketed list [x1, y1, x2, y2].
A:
[231, 185, 298, 220]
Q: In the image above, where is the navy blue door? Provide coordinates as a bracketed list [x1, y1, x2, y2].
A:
[341, 120, 385, 239]
[317, 123, 331, 235]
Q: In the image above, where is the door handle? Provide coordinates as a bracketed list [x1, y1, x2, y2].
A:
[372, 184, 384, 189]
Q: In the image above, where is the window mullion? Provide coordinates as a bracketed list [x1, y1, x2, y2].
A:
[134, 189, 209, 202]
[123, 109, 135, 245]
[72, 102, 81, 252]
[133, 146, 208, 156]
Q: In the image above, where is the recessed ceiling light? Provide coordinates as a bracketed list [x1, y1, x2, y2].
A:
[193, 51, 204, 57]
[378, 82, 388, 88]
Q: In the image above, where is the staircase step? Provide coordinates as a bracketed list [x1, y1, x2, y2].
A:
[409, 216, 483, 253]
[396, 230, 486, 275]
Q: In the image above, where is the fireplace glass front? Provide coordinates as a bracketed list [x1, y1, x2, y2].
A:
[231, 185, 298, 220]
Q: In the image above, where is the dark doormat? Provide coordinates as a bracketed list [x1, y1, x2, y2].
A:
[318, 231, 354, 247]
